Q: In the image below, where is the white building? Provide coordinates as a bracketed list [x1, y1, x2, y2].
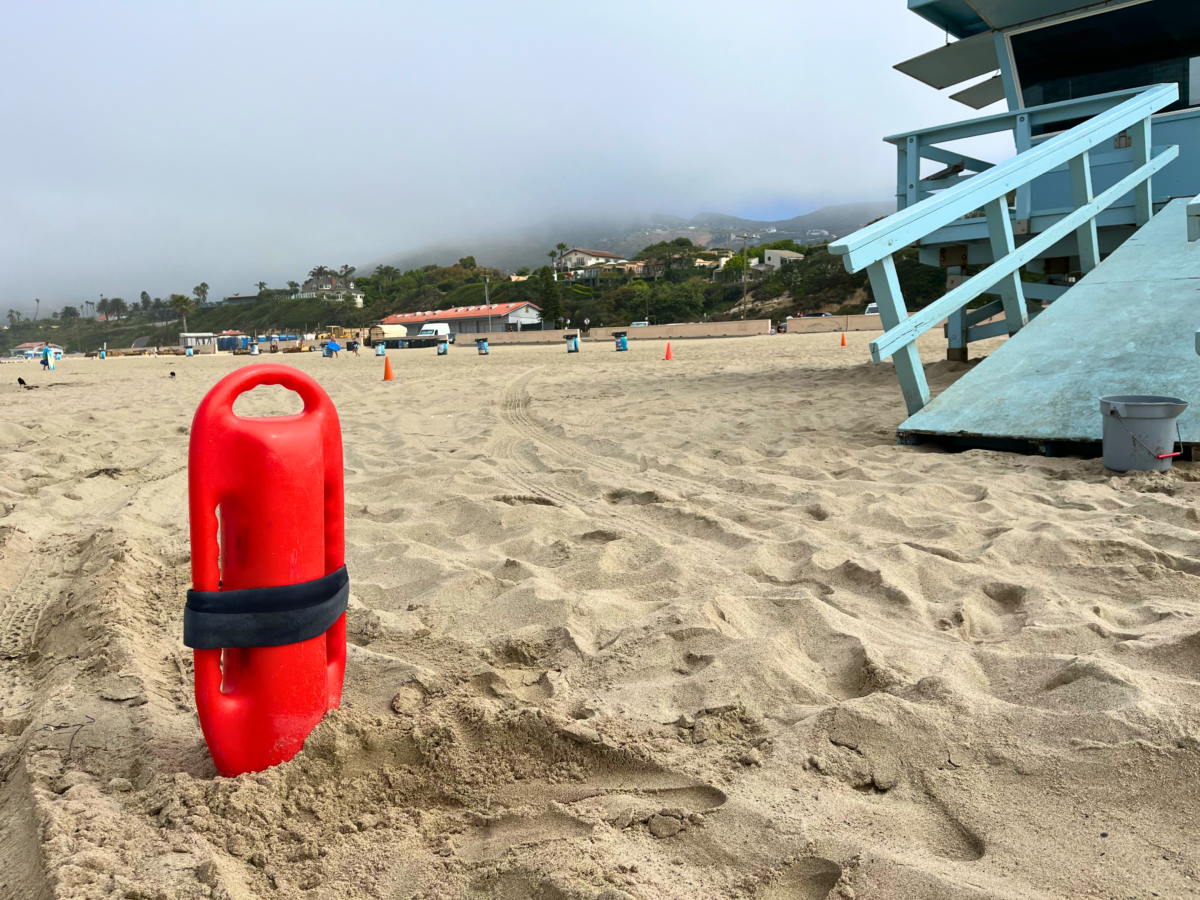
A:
[556, 248, 628, 270]
[374, 301, 543, 336]
[762, 249, 805, 270]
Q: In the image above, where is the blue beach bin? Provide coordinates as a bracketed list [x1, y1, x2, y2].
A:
[374, 342, 386, 357]
[437, 340, 449, 356]
[613, 332, 628, 352]
[475, 338, 489, 355]
[566, 334, 579, 353]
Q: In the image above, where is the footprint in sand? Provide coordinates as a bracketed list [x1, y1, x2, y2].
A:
[757, 858, 843, 900]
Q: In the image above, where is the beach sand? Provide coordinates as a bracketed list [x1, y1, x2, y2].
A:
[1, 333, 1198, 900]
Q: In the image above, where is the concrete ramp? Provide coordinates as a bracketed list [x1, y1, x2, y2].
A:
[899, 198, 1200, 449]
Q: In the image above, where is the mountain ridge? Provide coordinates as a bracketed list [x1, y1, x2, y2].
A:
[368, 200, 894, 274]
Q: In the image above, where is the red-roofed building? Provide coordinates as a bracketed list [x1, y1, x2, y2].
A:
[375, 301, 542, 337]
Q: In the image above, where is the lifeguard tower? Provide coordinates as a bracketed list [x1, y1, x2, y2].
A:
[831, 0, 1200, 453]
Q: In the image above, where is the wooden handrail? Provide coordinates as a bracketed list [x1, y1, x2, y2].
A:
[868, 147, 1178, 363]
[830, 84, 1178, 275]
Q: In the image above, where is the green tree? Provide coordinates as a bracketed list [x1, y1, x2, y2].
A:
[514, 267, 530, 276]
[309, 265, 330, 279]
[256, 281, 268, 293]
[60, 306, 80, 323]
[152, 297, 166, 317]
[139, 291, 152, 312]
[6, 309, 21, 327]
[338, 265, 356, 280]
[457, 256, 477, 270]
[193, 283, 209, 305]
[286, 280, 300, 294]
[555, 242, 568, 266]
[33, 298, 40, 321]
[170, 293, 195, 333]
[96, 297, 112, 320]
[538, 269, 564, 329]
[109, 297, 128, 318]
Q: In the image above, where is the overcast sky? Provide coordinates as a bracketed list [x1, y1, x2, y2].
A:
[0, 1, 1006, 312]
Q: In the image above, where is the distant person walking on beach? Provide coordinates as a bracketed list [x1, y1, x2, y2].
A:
[327, 340, 341, 358]
[347, 340, 360, 356]
[40, 346, 51, 370]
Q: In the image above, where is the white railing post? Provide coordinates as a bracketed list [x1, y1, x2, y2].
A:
[866, 255, 930, 414]
[1013, 112, 1032, 233]
[1131, 116, 1153, 226]
[906, 136, 920, 209]
[983, 196, 1028, 334]
[1069, 151, 1102, 272]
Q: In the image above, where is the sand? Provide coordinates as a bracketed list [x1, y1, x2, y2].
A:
[1, 333, 1198, 900]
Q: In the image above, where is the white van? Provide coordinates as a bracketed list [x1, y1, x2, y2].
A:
[865, 303, 879, 315]
[408, 323, 455, 347]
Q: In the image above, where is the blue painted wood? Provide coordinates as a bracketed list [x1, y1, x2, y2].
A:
[1068, 151, 1101, 272]
[1021, 282, 1070, 303]
[881, 86, 1160, 150]
[899, 200, 1200, 443]
[1131, 117, 1153, 227]
[918, 144, 993, 173]
[834, 84, 1177, 275]
[1189, 194, 1200, 243]
[965, 297, 1004, 327]
[965, 319, 1010, 342]
[983, 196, 1027, 333]
[866, 256, 929, 415]
[869, 146, 1178, 364]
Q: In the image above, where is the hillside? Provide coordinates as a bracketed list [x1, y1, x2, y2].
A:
[365, 201, 894, 276]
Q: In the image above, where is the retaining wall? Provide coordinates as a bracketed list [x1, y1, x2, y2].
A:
[589, 320, 772, 341]
[785, 315, 883, 334]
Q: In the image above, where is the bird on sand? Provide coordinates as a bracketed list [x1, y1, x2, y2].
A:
[17, 377, 31, 389]
[170, 371, 176, 378]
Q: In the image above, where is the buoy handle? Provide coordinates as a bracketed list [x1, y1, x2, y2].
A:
[199, 363, 333, 420]
[189, 364, 344, 594]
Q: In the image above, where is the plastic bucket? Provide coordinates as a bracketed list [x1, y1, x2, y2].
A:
[1100, 395, 1188, 472]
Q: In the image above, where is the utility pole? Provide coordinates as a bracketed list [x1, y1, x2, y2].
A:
[485, 275, 491, 334]
[736, 235, 751, 319]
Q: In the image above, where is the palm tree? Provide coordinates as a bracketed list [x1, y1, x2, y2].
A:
[286, 280, 300, 294]
[140, 291, 152, 312]
[152, 297, 165, 318]
[96, 297, 112, 320]
[556, 242, 569, 268]
[6, 309, 20, 327]
[547, 250, 557, 271]
[60, 305, 80, 351]
[256, 281, 268, 293]
[309, 265, 331, 279]
[193, 283, 209, 306]
[33, 298, 40, 321]
[109, 297, 128, 318]
[338, 265, 356, 281]
[170, 294, 195, 333]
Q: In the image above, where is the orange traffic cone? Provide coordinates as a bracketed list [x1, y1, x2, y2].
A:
[383, 356, 394, 381]
[665, 342, 673, 361]
[840, 332, 847, 347]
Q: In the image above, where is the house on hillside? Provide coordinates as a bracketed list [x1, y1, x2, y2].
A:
[221, 294, 260, 305]
[762, 249, 804, 271]
[375, 301, 542, 337]
[556, 248, 628, 271]
[294, 275, 365, 308]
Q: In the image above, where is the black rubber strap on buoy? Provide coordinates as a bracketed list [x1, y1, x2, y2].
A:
[183, 566, 349, 650]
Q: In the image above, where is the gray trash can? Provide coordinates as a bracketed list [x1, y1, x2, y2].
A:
[1100, 395, 1188, 472]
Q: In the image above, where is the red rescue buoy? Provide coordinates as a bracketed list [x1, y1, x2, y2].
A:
[185, 364, 346, 777]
